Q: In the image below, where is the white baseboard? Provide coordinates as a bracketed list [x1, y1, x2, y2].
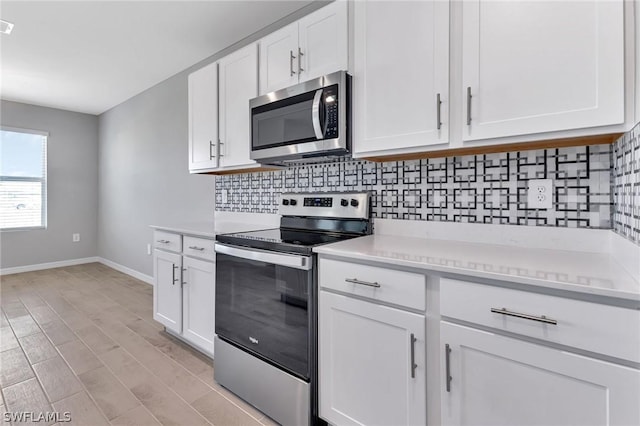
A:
[97, 257, 154, 286]
[0, 257, 100, 276]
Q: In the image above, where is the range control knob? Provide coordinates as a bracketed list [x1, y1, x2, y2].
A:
[350, 199, 359, 207]
[289, 199, 297, 206]
[282, 199, 290, 206]
[340, 199, 349, 207]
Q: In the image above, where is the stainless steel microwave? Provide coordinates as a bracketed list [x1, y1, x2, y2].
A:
[249, 70, 351, 164]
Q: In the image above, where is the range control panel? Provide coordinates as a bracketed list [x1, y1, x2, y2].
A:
[279, 192, 369, 219]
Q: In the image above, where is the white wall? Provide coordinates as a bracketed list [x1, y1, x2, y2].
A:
[0, 100, 99, 269]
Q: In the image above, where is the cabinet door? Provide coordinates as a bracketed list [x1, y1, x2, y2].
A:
[188, 62, 219, 171]
[353, 0, 449, 156]
[153, 250, 182, 333]
[319, 291, 426, 426]
[298, 1, 348, 83]
[258, 23, 299, 94]
[441, 322, 640, 426]
[462, 1, 624, 142]
[219, 43, 258, 168]
[182, 256, 215, 355]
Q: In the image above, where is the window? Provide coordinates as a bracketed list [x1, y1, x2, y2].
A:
[0, 128, 48, 230]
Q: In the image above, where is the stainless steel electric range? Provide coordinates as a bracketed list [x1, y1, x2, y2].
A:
[214, 192, 372, 426]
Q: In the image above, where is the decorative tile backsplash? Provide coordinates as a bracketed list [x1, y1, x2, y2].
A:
[216, 144, 613, 229]
[612, 122, 640, 244]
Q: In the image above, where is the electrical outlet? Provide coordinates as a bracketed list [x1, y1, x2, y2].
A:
[72, 233, 80, 242]
[147, 244, 152, 255]
[527, 179, 553, 209]
[222, 189, 228, 204]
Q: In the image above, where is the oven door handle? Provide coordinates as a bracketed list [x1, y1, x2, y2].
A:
[214, 243, 312, 271]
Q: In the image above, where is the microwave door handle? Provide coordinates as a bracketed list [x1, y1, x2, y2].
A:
[312, 88, 324, 140]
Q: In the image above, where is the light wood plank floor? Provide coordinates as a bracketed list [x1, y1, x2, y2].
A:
[0, 263, 277, 426]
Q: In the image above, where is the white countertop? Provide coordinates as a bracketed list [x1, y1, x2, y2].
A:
[314, 234, 640, 302]
[149, 221, 274, 239]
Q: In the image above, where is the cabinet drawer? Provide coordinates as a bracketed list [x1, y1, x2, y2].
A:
[154, 231, 182, 252]
[319, 258, 426, 311]
[440, 278, 640, 363]
[183, 236, 215, 261]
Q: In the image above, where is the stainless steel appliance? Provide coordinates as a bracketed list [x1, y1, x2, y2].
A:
[214, 192, 371, 426]
[249, 71, 351, 165]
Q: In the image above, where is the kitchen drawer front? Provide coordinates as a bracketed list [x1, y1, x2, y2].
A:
[183, 236, 216, 261]
[154, 231, 182, 252]
[319, 258, 426, 311]
[440, 278, 640, 363]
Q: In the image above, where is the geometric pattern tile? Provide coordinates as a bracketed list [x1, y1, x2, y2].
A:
[612, 122, 640, 244]
[216, 143, 616, 230]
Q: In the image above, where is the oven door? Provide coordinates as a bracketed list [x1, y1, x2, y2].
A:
[214, 243, 313, 380]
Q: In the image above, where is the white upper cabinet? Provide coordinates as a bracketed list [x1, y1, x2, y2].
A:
[259, 1, 348, 95]
[219, 43, 259, 168]
[353, 0, 450, 157]
[462, 0, 625, 142]
[188, 62, 218, 172]
[258, 23, 299, 95]
[297, 1, 348, 84]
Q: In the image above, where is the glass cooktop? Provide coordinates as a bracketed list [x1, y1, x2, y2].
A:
[216, 228, 359, 255]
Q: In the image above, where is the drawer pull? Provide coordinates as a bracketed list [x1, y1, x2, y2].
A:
[410, 333, 417, 378]
[157, 239, 170, 244]
[490, 307, 557, 325]
[345, 278, 381, 288]
[188, 246, 205, 251]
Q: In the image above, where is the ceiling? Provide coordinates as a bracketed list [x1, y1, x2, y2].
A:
[0, 1, 314, 115]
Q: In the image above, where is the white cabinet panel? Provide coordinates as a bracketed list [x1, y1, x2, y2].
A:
[354, 0, 449, 156]
[259, 23, 299, 94]
[219, 43, 259, 168]
[462, 0, 624, 142]
[320, 291, 426, 426]
[259, 1, 348, 95]
[441, 322, 640, 426]
[182, 256, 215, 354]
[153, 250, 182, 333]
[298, 0, 348, 83]
[188, 62, 218, 171]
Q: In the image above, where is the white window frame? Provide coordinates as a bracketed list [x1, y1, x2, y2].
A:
[0, 126, 48, 231]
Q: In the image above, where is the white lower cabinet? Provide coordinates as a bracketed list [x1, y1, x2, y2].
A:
[440, 321, 640, 426]
[153, 230, 215, 356]
[319, 260, 427, 426]
[153, 249, 182, 333]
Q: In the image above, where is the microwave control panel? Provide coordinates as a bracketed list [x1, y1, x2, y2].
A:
[324, 85, 339, 139]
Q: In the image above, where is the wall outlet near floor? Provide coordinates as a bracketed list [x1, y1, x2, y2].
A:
[147, 243, 152, 255]
[527, 179, 553, 209]
[72, 233, 80, 242]
[221, 189, 228, 204]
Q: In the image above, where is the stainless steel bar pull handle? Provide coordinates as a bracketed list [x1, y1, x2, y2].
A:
[188, 246, 205, 251]
[445, 344, 452, 392]
[298, 47, 304, 73]
[466, 87, 472, 126]
[217, 138, 224, 158]
[209, 140, 215, 160]
[436, 93, 442, 130]
[490, 307, 557, 325]
[182, 267, 187, 286]
[172, 264, 179, 285]
[290, 50, 296, 76]
[344, 278, 381, 288]
[410, 333, 417, 378]
[157, 239, 170, 244]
